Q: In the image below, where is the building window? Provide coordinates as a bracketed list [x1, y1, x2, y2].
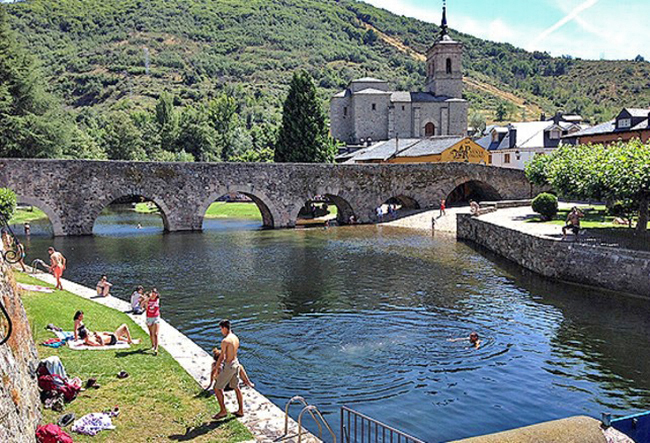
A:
[504, 153, 511, 164]
[425, 122, 435, 137]
[372, 103, 376, 111]
[549, 129, 561, 139]
[402, 106, 405, 111]
[618, 118, 631, 129]
[446, 58, 452, 74]
[343, 107, 348, 117]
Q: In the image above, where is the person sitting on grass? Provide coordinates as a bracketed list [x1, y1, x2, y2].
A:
[448, 331, 481, 349]
[73, 310, 140, 346]
[205, 347, 254, 391]
[130, 285, 144, 314]
[561, 206, 584, 241]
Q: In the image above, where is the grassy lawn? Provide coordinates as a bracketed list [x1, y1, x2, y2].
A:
[9, 207, 48, 224]
[527, 205, 648, 230]
[136, 202, 263, 220]
[16, 272, 252, 443]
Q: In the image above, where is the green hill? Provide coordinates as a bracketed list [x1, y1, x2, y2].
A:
[3, 0, 650, 158]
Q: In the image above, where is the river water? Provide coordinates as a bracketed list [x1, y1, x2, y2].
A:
[21, 212, 650, 442]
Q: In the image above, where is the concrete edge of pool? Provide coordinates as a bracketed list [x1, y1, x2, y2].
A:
[26, 269, 321, 443]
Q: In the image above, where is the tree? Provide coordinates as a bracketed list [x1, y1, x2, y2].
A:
[0, 6, 69, 158]
[469, 111, 486, 135]
[176, 105, 218, 162]
[154, 92, 178, 153]
[0, 188, 17, 221]
[495, 102, 508, 122]
[275, 71, 335, 163]
[102, 112, 147, 160]
[526, 141, 650, 233]
[208, 94, 240, 161]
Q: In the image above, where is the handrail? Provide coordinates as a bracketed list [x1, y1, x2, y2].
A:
[340, 406, 424, 443]
[298, 405, 336, 443]
[284, 395, 323, 440]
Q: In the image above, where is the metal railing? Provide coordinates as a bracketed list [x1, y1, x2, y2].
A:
[283, 396, 336, 443]
[340, 406, 425, 443]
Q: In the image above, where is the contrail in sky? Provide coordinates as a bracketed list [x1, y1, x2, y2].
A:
[527, 0, 599, 50]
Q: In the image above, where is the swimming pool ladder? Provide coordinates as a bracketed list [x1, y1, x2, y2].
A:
[340, 406, 424, 443]
[283, 395, 336, 443]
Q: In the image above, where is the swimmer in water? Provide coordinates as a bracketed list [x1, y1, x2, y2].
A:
[448, 331, 481, 349]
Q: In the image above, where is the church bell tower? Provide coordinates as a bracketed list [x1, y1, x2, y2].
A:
[426, 1, 463, 99]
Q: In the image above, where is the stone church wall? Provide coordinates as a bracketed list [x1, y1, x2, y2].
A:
[0, 264, 41, 442]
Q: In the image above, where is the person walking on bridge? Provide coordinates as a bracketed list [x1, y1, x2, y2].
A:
[48, 247, 66, 290]
[213, 319, 244, 420]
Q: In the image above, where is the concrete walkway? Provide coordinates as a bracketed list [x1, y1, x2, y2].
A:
[28, 270, 319, 443]
[382, 207, 471, 233]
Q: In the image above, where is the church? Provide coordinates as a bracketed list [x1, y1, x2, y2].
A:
[330, 4, 468, 146]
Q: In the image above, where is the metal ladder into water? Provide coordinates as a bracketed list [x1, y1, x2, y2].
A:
[282, 395, 336, 443]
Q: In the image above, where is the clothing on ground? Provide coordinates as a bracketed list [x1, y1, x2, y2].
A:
[42, 356, 68, 380]
[71, 412, 116, 436]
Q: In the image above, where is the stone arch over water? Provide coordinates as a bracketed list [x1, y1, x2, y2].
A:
[289, 191, 357, 226]
[89, 192, 173, 233]
[196, 185, 279, 229]
[15, 195, 64, 237]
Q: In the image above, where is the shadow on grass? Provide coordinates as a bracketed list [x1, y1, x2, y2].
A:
[114, 348, 147, 358]
[169, 416, 236, 441]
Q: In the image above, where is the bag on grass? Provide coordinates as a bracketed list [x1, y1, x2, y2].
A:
[38, 374, 80, 403]
[35, 423, 73, 443]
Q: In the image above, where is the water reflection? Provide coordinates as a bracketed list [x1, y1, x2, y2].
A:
[21, 213, 650, 442]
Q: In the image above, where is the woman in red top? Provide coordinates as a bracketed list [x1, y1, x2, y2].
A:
[141, 288, 161, 355]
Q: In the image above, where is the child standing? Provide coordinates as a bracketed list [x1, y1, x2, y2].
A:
[141, 288, 161, 355]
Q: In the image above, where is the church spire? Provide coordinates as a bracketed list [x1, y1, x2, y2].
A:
[440, 0, 449, 39]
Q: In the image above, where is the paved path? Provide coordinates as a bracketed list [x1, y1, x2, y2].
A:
[478, 203, 579, 240]
[382, 207, 471, 233]
[28, 270, 319, 443]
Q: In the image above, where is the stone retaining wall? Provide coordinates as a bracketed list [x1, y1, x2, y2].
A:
[457, 213, 650, 297]
[0, 264, 41, 442]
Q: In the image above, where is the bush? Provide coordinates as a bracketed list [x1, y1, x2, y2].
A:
[0, 188, 17, 221]
[532, 192, 558, 221]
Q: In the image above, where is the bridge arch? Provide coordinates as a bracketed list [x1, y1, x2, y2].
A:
[290, 191, 357, 226]
[197, 186, 279, 229]
[444, 179, 502, 206]
[89, 192, 173, 233]
[15, 195, 64, 237]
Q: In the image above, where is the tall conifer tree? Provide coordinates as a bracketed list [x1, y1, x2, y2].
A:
[275, 71, 335, 163]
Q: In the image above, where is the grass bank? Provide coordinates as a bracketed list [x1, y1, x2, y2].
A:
[527, 205, 649, 230]
[9, 207, 48, 224]
[136, 202, 262, 220]
[17, 272, 252, 443]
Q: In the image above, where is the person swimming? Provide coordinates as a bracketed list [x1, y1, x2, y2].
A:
[448, 331, 481, 349]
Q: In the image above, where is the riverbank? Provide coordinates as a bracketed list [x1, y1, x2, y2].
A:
[23, 269, 320, 442]
[17, 271, 252, 443]
[457, 205, 650, 297]
[9, 207, 48, 224]
[136, 202, 263, 220]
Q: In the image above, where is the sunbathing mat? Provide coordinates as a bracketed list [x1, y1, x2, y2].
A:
[18, 283, 54, 293]
[68, 340, 130, 351]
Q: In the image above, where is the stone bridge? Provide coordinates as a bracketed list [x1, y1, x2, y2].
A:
[0, 159, 534, 236]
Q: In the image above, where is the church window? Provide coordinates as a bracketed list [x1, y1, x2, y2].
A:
[504, 153, 511, 164]
[402, 106, 405, 111]
[372, 103, 376, 111]
[425, 122, 435, 137]
[446, 58, 452, 74]
[549, 129, 561, 140]
[343, 107, 348, 117]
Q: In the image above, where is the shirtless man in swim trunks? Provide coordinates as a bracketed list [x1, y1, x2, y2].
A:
[562, 207, 584, 241]
[213, 319, 244, 420]
[48, 247, 66, 290]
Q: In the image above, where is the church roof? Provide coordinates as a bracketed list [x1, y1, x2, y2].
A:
[351, 77, 387, 83]
[390, 91, 466, 103]
[354, 88, 391, 95]
[345, 136, 466, 162]
[397, 136, 466, 157]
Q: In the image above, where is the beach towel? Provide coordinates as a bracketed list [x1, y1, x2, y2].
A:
[53, 331, 74, 341]
[18, 283, 54, 293]
[67, 339, 130, 351]
[71, 412, 116, 436]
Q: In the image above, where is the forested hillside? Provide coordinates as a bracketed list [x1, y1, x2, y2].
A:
[3, 0, 650, 160]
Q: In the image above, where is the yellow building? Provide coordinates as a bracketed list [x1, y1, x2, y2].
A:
[342, 136, 490, 164]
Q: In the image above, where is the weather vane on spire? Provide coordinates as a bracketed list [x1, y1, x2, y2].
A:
[440, 0, 449, 38]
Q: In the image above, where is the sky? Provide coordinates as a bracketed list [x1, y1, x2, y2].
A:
[364, 0, 650, 60]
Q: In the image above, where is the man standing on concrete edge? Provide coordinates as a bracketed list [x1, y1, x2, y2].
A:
[213, 319, 244, 420]
[48, 247, 66, 290]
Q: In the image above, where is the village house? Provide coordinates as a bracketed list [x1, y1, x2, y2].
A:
[476, 112, 586, 170]
[562, 108, 650, 146]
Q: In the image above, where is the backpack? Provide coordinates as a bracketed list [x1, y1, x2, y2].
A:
[35, 423, 74, 443]
[38, 374, 80, 403]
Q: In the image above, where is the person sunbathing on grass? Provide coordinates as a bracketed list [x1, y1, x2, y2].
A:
[205, 347, 254, 391]
[73, 310, 140, 346]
